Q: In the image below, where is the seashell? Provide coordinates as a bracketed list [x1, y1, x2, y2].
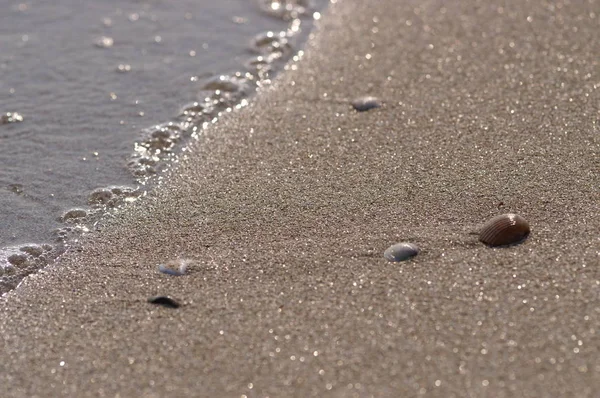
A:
[351, 96, 381, 112]
[479, 213, 530, 246]
[384, 242, 419, 262]
[158, 258, 191, 276]
[148, 296, 180, 308]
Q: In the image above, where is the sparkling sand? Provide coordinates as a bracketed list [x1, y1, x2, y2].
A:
[1, 1, 599, 397]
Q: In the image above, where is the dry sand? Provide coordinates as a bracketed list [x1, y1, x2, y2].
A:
[1, 0, 599, 397]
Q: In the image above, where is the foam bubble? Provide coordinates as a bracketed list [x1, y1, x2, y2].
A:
[19, 244, 45, 257]
[7, 183, 24, 194]
[245, 55, 273, 72]
[7, 253, 27, 266]
[202, 74, 249, 93]
[1, 112, 24, 124]
[1, 244, 58, 294]
[89, 186, 140, 208]
[250, 31, 292, 58]
[179, 101, 212, 119]
[116, 64, 132, 72]
[52, 225, 89, 243]
[88, 188, 113, 205]
[60, 208, 88, 222]
[199, 73, 256, 110]
[257, 0, 313, 20]
[94, 36, 114, 48]
[128, 123, 186, 178]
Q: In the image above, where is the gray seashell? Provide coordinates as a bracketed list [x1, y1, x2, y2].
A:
[351, 96, 381, 112]
[479, 213, 530, 246]
[158, 259, 190, 276]
[158, 264, 185, 276]
[384, 242, 419, 262]
[148, 296, 180, 308]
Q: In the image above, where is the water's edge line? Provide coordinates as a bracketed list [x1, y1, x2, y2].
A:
[0, 0, 331, 297]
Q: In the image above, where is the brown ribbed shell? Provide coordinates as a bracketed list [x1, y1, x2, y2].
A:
[479, 214, 530, 246]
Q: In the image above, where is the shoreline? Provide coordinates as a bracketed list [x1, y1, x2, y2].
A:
[1, 0, 599, 397]
[0, 0, 327, 293]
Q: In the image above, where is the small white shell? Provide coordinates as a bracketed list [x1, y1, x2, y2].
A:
[158, 259, 190, 276]
[384, 242, 419, 262]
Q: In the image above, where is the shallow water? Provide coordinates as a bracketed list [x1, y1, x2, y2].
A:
[0, 0, 327, 291]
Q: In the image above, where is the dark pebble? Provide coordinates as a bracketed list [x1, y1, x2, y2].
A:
[351, 96, 381, 112]
[148, 296, 181, 308]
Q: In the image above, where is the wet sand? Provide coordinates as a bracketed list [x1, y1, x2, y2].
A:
[1, 0, 599, 397]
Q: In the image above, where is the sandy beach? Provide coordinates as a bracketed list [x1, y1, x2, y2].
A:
[1, 0, 599, 397]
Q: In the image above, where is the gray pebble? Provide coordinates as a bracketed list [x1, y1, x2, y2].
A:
[148, 296, 180, 308]
[383, 242, 419, 262]
[351, 96, 381, 112]
[158, 259, 191, 276]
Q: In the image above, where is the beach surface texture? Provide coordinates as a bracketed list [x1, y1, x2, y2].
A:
[1, 0, 599, 397]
